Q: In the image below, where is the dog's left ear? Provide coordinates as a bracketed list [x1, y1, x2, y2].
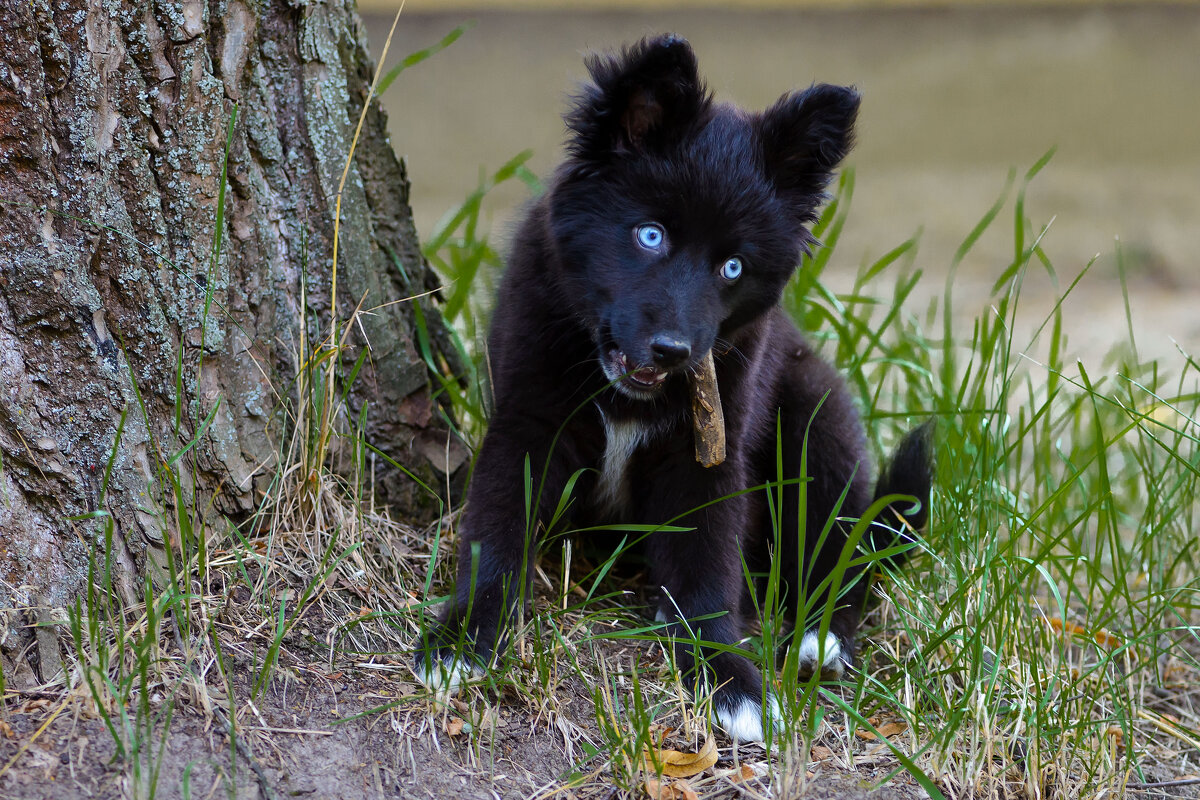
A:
[567, 34, 712, 165]
[759, 84, 860, 222]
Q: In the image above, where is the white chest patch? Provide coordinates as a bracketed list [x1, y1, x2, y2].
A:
[595, 414, 650, 515]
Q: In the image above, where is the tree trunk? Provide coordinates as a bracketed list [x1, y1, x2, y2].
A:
[0, 0, 458, 684]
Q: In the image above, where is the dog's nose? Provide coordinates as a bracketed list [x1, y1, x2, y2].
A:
[649, 334, 691, 369]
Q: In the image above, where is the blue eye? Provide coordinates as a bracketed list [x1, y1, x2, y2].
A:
[635, 223, 665, 250]
[720, 256, 743, 282]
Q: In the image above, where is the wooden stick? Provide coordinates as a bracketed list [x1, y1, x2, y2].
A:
[690, 349, 726, 468]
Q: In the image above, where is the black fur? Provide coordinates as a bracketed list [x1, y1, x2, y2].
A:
[417, 35, 931, 740]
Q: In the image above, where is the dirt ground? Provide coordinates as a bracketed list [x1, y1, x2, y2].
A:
[8, 620, 1200, 800]
[0, 630, 938, 800]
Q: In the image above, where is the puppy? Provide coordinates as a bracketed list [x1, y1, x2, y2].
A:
[417, 34, 931, 743]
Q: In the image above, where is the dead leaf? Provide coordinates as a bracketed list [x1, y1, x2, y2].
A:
[445, 716, 465, 736]
[648, 725, 675, 746]
[855, 720, 907, 740]
[643, 735, 718, 778]
[0, 720, 14, 738]
[730, 764, 757, 782]
[644, 777, 698, 800]
[1046, 617, 1122, 648]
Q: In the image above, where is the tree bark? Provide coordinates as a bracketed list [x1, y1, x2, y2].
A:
[0, 0, 458, 683]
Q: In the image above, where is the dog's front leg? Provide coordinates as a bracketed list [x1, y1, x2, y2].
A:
[642, 461, 779, 742]
[416, 411, 578, 691]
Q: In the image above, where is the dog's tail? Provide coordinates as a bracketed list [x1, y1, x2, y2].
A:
[866, 420, 934, 568]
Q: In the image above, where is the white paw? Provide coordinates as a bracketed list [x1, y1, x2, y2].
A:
[797, 630, 846, 679]
[715, 693, 783, 743]
[418, 653, 484, 695]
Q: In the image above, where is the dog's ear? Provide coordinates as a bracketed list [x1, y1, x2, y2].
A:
[566, 34, 711, 164]
[759, 84, 860, 223]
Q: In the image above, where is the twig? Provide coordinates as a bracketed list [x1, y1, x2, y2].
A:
[5, 689, 62, 701]
[1138, 708, 1200, 751]
[0, 697, 68, 779]
[690, 349, 726, 468]
[243, 725, 333, 736]
[1127, 777, 1200, 791]
[213, 704, 276, 800]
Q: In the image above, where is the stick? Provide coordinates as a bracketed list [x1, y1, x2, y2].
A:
[690, 349, 726, 468]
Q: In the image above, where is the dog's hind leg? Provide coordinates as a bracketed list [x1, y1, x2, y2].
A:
[641, 470, 780, 742]
[765, 342, 876, 680]
[767, 350, 934, 681]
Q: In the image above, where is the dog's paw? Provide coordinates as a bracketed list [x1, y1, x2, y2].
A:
[796, 630, 850, 680]
[714, 691, 783, 743]
[414, 648, 485, 695]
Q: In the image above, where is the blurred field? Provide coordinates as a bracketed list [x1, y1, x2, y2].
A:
[368, 6, 1200, 362]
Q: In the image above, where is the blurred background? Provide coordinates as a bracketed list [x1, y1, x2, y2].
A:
[364, 2, 1199, 364]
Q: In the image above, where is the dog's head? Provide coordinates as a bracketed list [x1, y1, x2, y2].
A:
[547, 34, 859, 399]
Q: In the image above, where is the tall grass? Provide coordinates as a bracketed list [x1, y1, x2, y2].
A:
[774, 156, 1199, 797]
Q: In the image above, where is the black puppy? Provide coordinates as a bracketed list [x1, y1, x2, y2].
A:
[417, 35, 931, 742]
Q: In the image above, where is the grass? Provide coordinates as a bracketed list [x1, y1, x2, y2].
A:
[5, 18, 1198, 800]
[802, 161, 1200, 797]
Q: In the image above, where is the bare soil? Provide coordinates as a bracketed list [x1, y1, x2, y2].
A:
[1, 634, 934, 800]
[0, 673, 530, 800]
[11, 625, 1200, 799]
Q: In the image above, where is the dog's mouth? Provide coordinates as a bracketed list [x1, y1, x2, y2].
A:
[602, 348, 669, 396]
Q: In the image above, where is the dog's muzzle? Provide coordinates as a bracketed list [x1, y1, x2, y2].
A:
[602, 347, 669, 396]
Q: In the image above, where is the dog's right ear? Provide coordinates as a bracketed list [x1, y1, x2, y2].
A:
[566, 34, 712, 165]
